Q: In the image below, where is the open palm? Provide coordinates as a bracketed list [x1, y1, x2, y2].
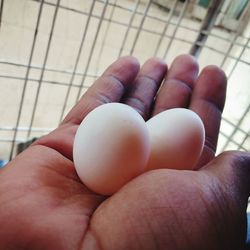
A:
[1, 55, 250, 250]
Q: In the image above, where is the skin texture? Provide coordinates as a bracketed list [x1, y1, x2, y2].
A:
[1, 55, 250, 250]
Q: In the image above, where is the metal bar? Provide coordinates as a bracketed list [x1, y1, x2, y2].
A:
[200, 29, 250, 49]
[31, 0, 198, 33]
[8, 0, 44, 161]
[1, 138, 34, 143]
[0, 42, 249, 81]
[118, 0, 140, 58]
[27, 0, 61, 139]
[0, 74, 91, 88]
[30, 0, 250, 42]
[193, 41, 250, 66]
[2, 0, 250, 159]
[1, 31, 250, 67]
[224, 2, 250, 78]
[219, 131, 248, 151]
[0, 126, 53, 132]
[154, 0, 178, 57]
[95, 0, 118, 69]
[222, 116, 249, 136]
[220, 2, 249, 69]
[190, 0, 224, 57]
[220, 32, 240, 68]
[75, 0, 109, 103]
[1, 2, 223, 51]
[237, 127, 250, 150]
[227, 36, 250, 79]
[220, 2, 250, 151]
[130, 0, 152, 55]
[222, 103, 250, 151]
[163, 0, 189, 59]
[0, 0, 4, 28]
[0, 61, 98, 79]
[33, 0, 185, 39]
[58, 0, 96, 123]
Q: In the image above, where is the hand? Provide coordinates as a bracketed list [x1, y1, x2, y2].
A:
[1, 55, 250, 250]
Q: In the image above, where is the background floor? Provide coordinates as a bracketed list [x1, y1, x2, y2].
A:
[0, 0, 250, 160]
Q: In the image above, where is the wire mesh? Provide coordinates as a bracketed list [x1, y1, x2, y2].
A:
[0, 0, 250, 161]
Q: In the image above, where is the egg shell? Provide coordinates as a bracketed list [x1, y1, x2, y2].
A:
[73, 103, 150, 195]
[146, 108, 205, 171]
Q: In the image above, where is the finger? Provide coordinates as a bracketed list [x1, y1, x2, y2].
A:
[199, 151, 250, 247]
[62, 56, 140, 125]
[189, 66, 227, 168]
[201, 151, 250, 209]
[33, 124, 78, 161]
[153, 54, 199, 115]
[122, 57, 167, 120]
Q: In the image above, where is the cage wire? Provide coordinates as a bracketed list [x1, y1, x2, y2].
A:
[0, 0, 250, 164]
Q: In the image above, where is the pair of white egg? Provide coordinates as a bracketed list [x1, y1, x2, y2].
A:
[73, 103, 205, 195]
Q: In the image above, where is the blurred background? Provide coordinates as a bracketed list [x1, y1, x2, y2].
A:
[0, 0, 250, 165]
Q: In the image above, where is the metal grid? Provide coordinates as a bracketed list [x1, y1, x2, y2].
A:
[0, 0, 250, 162]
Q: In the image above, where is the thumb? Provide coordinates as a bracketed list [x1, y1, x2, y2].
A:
[201, 150, 250, 210]
[200, 151, 250, 248]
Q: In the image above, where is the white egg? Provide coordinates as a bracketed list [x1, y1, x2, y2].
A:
[146, 108, 205, 171]
[73, 103, 150, 196]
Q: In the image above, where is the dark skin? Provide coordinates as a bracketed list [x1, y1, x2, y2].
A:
[1, 55, 250, 250]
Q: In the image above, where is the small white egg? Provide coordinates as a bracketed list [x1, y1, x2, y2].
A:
[146, 108, 205, 171]
[73, 103, 150, 195]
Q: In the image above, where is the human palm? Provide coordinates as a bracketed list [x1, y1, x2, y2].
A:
[1, 55, 250, 250]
